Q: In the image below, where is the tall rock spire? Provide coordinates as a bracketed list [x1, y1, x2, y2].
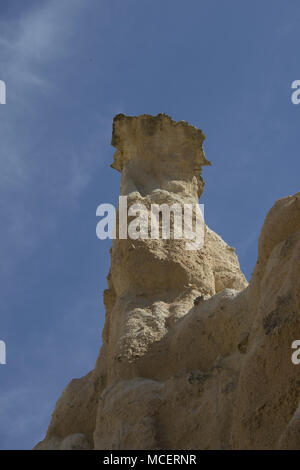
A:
[35, 115, 268, 450]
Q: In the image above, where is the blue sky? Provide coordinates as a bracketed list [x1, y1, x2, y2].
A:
[0, 0, 299, 449]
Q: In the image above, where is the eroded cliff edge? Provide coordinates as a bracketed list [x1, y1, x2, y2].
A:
[35, 114, 300, 450]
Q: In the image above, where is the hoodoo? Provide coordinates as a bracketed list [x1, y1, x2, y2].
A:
[36, 114, 300, 450]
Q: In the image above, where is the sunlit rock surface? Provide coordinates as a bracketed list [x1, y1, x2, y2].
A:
[35, 115, 300, 450]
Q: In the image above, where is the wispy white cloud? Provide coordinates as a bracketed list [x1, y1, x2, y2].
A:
[0, 0, 85, 185]
[0, 0, 84, 90]
[0, 1, 79, 279]
[0, 0, 114, 281]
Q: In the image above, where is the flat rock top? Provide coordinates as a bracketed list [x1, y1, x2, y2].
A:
[111, 113, 211, 172]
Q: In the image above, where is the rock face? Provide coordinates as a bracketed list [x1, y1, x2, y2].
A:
[35, 114, 300, 450]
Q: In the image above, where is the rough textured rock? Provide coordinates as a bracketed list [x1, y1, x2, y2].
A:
[35, 114, 300, 450]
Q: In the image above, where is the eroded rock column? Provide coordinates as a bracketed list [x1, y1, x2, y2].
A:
[101, 113, 247, 383]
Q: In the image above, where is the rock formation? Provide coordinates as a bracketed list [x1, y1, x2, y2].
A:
[35, 114, 300, 450]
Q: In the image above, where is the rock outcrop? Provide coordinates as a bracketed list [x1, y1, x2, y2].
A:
[35, 114, 300, 450]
